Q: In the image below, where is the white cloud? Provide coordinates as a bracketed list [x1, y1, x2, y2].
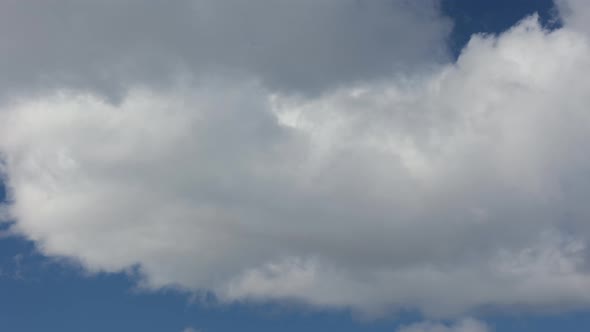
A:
[557, 0, 590, 36]
[2, 5, 590, 320]
[397, 318, 489, 332]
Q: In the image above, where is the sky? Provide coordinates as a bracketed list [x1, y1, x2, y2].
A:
[2, 0, 590, 331]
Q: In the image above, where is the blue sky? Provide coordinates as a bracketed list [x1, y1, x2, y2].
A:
[2, 1, 590, 331]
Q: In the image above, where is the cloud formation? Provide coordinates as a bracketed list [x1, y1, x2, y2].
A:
[397, 318, 489, 332]
[0, 0, 449, 100]
[1, 0, 590, 319]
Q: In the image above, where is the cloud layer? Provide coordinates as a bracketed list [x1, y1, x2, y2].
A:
[0, 0, 449, 100]
[1, 0, 590, 319]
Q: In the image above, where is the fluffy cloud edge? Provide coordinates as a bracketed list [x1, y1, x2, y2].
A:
[2, 6, 590, 321]
[397, 318, 489, 332]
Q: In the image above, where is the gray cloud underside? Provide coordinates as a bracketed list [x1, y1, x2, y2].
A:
[0, 0, 449, 101]
[1, 0, 590, 320]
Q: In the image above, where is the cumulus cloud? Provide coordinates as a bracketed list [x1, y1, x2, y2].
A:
[397, 318, 489, 332]
[0, 0, 450, 101]
[2, 0, 590, 320]
[557, 0, 590, 35]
